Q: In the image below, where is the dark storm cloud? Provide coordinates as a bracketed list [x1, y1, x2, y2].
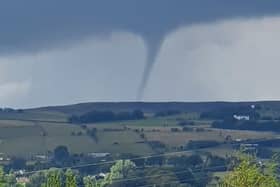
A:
[1, 0, 280, 53]
[1, 0, 280, 99]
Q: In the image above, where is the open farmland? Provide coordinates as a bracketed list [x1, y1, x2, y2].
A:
[1, 102, 280, 159]
[0, 114, 279, 158]
[90, 116, 181, 127]
[0, 119, 154, 158]
[143, 128, 277, 147]
[0, 120, 94, 157]
[95, 131, 153, 155]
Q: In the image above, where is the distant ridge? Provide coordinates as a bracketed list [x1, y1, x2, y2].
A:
[28, 101, 280, 115]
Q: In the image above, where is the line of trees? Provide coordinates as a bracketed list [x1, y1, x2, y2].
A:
[212, 119, 280, 132]
[0, 108, 24, 113]
[25, 154, 219, 187]
[186, 140, 220, 149]
[4, 151, 277, 187]
[68, 110, 144, 124]
[200, 105, 260, 120]
[24, 159, 136, 187]
[154, 110, 181, 117]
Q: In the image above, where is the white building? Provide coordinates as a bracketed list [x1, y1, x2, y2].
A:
[233, 115, 250, 121]
[88, 152, 110, 158]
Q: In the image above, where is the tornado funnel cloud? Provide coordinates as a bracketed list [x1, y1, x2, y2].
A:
[137, 38, 163, 100]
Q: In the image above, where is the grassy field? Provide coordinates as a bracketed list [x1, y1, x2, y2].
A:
[0, 109, 280, 158]
[0, 120, 153, 158]
[144, 129, 277, 147]
[84, 115, 280, 158]
[90, 117, 180, 127]
[95, 131, 153, 155]
[89, 112, 200, 127]
[0, 120, 93, 157]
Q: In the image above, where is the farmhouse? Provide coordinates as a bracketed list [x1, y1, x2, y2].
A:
[88, 152, 110, 158]
[0, 153, 10, 161]
[14, 170, 26, 175]
[233, 114, 250, 121]
[240, 143, 258, 154]
[95, 172, 106, 180]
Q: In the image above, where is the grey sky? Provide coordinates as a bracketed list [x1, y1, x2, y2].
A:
[1, 1, 280, 108]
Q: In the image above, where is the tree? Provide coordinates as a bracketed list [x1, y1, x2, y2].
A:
[65, 169, 77, 187]
[83, 176, 109, 187]
[83, 176, 95, 187]
[0, 167, 21, 187]
[86, 128, 98, 143]
[45, 169, 62, 187]
[5, 173, 17, 186]
[108, 160, 136, 187]
[54, 146, 70, 163]
[132, 110, 144, 119]
[10, 157, 26, 170]
[110, 160, 136, 180]
[110, 160, 136, 179]
[26, 172, 47, 187]
[82, 160, 136, 187]
[0, 167, 6, 186]
[220, 155, 280, 187]
[146, 155, 165, 166]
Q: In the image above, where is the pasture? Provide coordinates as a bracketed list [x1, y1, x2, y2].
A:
[0, 119, 153, 158]
[0, 110, 279, 158]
